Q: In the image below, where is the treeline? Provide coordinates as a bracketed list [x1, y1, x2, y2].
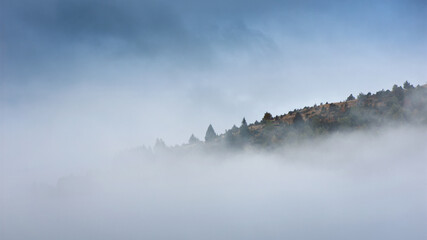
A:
[148, 81, 427, 152]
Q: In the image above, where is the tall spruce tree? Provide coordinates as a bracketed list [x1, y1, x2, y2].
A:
[205, 124, 217, 142]
[240, 117, 250, 138]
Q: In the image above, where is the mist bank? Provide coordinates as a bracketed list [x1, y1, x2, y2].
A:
[1, 124, 426, 240]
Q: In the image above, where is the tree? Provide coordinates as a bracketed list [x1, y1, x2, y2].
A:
[188, 134, 201, 144]
[392, 84, 404, 102]
[357, 93, 367, 106]
[225, 129, 237, 146]
[240, 117, 250, 138]
[154, 138, 167, 152]
[293, 112, 304, 124]
[357, 93, 365, 100]
[241, 117, 248, 127]
[205, 124, 217, 142]
[403, 81, 414, 90]
[262, 112, 273, 123]
[231, 125, 239, 132]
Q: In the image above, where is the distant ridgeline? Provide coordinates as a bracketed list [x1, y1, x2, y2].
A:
[154, 82, 427, 151]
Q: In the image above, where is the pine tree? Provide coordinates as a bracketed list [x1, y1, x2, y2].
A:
[346, 94, 355, 101]
[403, 81, 414, 90]
[153, 138, 167, 152]
[240, 117, 250, 138]
[241, 118, 247, 127]
[293, 112, 304, 124]
[205, 124, 217, 142]
[188, 134, 201, 144]
[231, 125, 239, 132]
[392, 84, 404, 102]
[262, 112, 273, 123]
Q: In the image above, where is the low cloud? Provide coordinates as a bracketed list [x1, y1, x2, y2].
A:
[1, 125, 426, 239]
[1, 2, 426, 238]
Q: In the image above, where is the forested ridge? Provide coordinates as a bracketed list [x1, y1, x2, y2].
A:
[145, 81, 427, 153]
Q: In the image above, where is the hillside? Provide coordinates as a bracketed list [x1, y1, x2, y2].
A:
[144, 82, 426, 154]
[194, 82, 427, 148]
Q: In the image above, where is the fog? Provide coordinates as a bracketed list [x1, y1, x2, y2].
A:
[1, 122, 426, 239]
[1, 0, 427, 239]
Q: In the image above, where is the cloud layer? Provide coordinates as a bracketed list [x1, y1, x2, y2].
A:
[1, 2, 426, 239]
[1, 125, 426, 239]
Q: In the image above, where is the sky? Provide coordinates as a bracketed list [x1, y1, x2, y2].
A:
[1, 0, 427, 147]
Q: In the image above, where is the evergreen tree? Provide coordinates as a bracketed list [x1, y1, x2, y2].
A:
[392, 84, 404, 102]
[240, 117, 250, 138]
[403, 81, 414, 90]
[357, 93, 367, 106]
[205, 124, 217, 142]
[188, 134, 201, 144]
[262, 112, 273, 123]
[241, 117, 247, 127]
[346, 94, 355, 101]
[225, 129, 237, 146]
[293, 112, 304, 124]
[153, 138, 167, 152]
[231, 125, 239, 132]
